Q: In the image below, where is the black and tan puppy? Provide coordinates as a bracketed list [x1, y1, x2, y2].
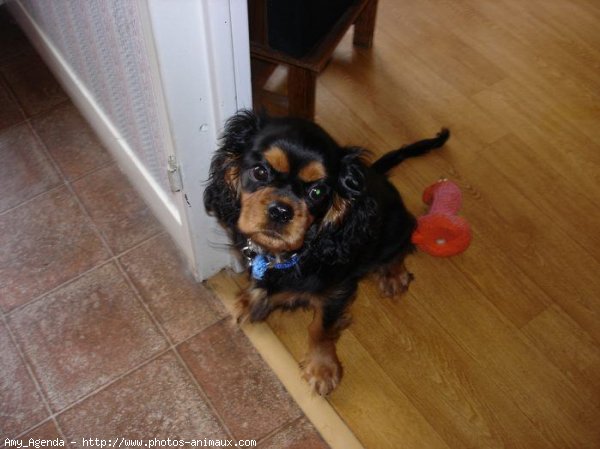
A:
[204, 110, 449, 395]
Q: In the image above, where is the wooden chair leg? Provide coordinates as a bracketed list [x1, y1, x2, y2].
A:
[251, 57, 278, 112]
[353, 0, 378, 49]
[287, 66, 317, 120]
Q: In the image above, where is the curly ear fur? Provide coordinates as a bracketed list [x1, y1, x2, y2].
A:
[312, 195, 379, 265]
[204, 110, 263, 228]
[338, 147, 370, 199]
[220, 109, 263, 154]
[312, 151, 379, 264]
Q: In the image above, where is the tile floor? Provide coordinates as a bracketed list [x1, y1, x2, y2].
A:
[0, 7, 328, 448]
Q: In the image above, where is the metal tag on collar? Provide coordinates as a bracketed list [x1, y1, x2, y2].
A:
[241, 239, 258, 265]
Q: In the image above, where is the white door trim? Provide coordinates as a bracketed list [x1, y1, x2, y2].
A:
[147, 0, 252, 280]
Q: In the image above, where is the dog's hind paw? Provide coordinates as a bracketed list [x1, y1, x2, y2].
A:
[379, 270, 414, 297]
[376, 259, 414, 298]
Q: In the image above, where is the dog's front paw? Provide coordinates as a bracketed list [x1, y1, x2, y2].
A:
[300, 351, 343, 396]
[233, 293, 251, 325]
[234, 287, 271, 324]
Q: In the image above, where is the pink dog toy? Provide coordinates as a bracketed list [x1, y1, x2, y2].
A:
[411, 179, 472, 257]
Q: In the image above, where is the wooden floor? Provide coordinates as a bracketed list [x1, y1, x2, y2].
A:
[222, 1, 600, 448]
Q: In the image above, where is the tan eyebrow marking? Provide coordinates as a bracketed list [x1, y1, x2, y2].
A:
[298, 161, 326, 183]
[263, 146, 290, 174]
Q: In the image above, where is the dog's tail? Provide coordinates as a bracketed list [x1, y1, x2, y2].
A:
[371, 128, 450, 174]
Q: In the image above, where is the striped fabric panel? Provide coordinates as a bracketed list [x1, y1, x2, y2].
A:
[20, 0, 171, 193]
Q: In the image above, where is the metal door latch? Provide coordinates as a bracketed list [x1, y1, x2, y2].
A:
[167, 155, 183, 192]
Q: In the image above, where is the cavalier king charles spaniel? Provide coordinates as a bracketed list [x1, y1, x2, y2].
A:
[204, 110, 449, 395]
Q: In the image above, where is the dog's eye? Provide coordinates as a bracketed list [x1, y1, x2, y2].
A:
[308, 185, 327, 201]
[250, 165, 269, 182]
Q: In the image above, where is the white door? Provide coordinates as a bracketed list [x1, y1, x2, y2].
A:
[9, 0, 251, 280]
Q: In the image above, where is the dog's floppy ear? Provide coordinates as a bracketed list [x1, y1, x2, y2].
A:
[338, 147, 368, 199]
[313, 147, 377, 263]
[204, 110, 264, 227]
[321, 147, 368, 227]
[221, 109, 263, 154]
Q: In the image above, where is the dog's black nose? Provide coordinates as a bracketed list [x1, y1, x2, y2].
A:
[268, 202, 294, 223]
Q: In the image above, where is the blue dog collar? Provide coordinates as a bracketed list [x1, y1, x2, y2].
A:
[242, 240, 299, 280]
[251, 253, 299, 280]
